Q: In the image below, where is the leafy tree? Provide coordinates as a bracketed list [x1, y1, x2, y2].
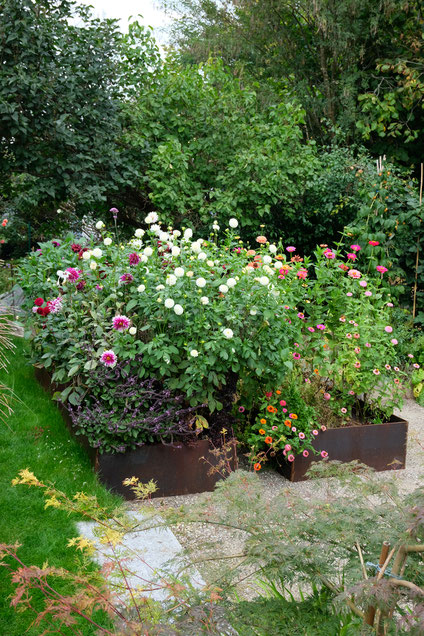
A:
[0, 0, 132, 231]
[120, 54, 319, 233]
[162, 0, 423, 163]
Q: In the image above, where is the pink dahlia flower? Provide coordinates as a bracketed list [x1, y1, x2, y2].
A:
[120, 273, 134, 284]
[129, 253, 141, 266]
[66, 267, 80, 282]
[112, 315, 131, 331]
[101, 350, 117, 367]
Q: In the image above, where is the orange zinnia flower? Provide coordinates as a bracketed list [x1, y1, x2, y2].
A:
[267, 405, 274, 413]
[314, 368, 319, 375]
[259, 429, 266, 435]
[254, 463, 262, 471]
[260, 418, 267, 425]
[265, 437, 273, 444]
[276, 390, 281, 395]
[256, 235, 267, 244]
[290, 413, 298, 420]
[246, 250, 256, 257]
[284, 420, 292, 427]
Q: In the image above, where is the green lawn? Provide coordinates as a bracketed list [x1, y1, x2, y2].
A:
[0, 338, 121, 635]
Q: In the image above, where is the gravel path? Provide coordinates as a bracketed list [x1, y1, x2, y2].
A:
[133, 399, 424, 599]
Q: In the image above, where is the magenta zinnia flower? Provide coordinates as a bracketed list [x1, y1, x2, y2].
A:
[320, 450, 328, 458]
[324, 249, 335, 259]
[376, 265, 388, 274]
[316, 324, 326, 330]
[286, 246, 296, 253]
[350, 244, 361, 252]
[101, 350, 117, 367]
[347, 253, 357, 260]
[129, 253, 140, 266]
[297, 269, 307, 279]
[112, 315, 130, 331]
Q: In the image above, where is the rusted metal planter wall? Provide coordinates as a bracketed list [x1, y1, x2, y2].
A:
[277, 415, 408, 482]
[34, 366, 235, 499]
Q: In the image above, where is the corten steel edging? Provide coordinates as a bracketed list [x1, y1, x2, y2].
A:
[276, 416, 408, 482]
[34, 366, 236, 499]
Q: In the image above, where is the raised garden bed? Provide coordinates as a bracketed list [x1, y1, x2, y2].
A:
[277, 415, 408, 482]
[34, 367, 236, 499]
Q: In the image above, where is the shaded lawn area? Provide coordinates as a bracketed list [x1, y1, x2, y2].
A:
[0, 338, 121, 635]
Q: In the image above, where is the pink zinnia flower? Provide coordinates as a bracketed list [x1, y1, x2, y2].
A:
[376, 265, 388, 274]
[348, 390, 355, 395]
[286, 246, 296, 252]
[354, 347, 360, 354]
[346, 292, 353, 297]
[349, 320, 355, 324]
[347, 253, 357, 260]
[312, 429, 318, 436]
[297, 269, 308, 279]
[394, 366, 400, 372]
[350, 245, 361, 252]
[112, 315, 131, 331]
[323, 392, 331, 400]
[297, 312, 305, 319]
[307, 326, 315, 333]
[354, 361, 361, 368]
[391, 338, 398, 345]
[384, 326, 393, 333]
[385, 364, 391, 370]
[291, 427, 297, 432]
[129, 252, 141, 266]
[302, 450, 309, 458]
[120, 273, 134, 284]
[287, 454, 295, 462]
[289, 413, 296, 419]
[66, 267, 80, 282]
[272, 425, 278, 431]
[365, 291, 372, 296]
[101, 350, 117, 367]
[324, 249, 335, 259]
[387, 302, 394, 307]
[284, 444, 292, 451]
[293, 352, 301, 360]
[365, 342, 371, 348]
[394, 378, 400, 385]
[316, 324, 326, 330]
[341, 408, 347, 414]
[413, 363, 420, 369]
[408, 354, 414, 358]
[346, 333, 352, 339]
[339, 317, 346, 322]
[280, 400, 287, 406]
[348, 269, 361, 279]
[359, 280, 367, 287]
[298, 432, 305, 439]
[373, 369, 380, 375]
[353, 333, 360, 339]
[282, 408, 288, 413]
[294, 342, 299, 347]
[369, 240, 379, 246]
[321, 425, 327, 432]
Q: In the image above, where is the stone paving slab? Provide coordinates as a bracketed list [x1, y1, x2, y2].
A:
[77, 510, 206, 604]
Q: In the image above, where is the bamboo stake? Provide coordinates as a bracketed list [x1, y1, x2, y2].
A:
[364, 541, 391, 627]
[413, 163, 423, 319]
